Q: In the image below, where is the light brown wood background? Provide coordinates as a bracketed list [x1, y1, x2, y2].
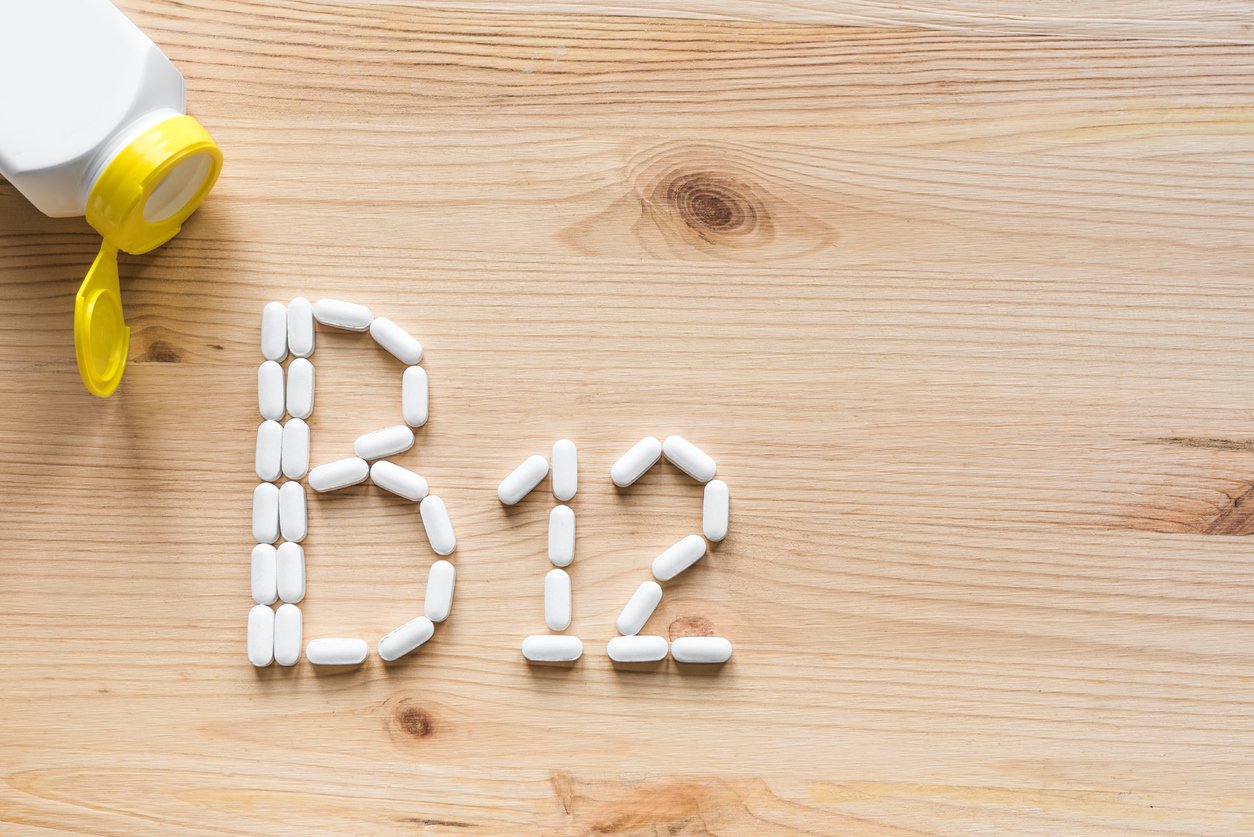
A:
[2, 1, 1254, 834]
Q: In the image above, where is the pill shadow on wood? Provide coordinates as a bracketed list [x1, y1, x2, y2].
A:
[307, 661, 367, 677]
[524, 658, 582, 674]
[609, 659, 667, 674]
[249, 664, 298, 683]
[498, 486, 551, 520]
[672, 660, 733, 677]
[378, 634, 443, 673]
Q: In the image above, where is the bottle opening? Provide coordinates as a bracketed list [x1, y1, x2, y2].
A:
[86, 115, 223, 255]
[143, 152, 215, 223]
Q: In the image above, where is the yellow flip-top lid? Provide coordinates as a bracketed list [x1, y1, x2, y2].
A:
[75, 114, 222, 397]
[75, 244, 129, 397]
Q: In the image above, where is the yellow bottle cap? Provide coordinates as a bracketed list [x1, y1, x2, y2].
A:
[74, 114, 223, 397]
[75, 243, 129, 397]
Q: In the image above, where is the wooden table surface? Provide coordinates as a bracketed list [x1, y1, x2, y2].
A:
[3, 2, 1254, 834]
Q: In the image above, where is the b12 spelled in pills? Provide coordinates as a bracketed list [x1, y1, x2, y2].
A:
[248, 300, 733, 671]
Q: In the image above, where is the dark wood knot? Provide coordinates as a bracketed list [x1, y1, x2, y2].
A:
[659, 170, 769, 246]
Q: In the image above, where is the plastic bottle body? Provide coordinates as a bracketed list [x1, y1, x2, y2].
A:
[0, 0, 222, 398]
[0, 2, 189, 217]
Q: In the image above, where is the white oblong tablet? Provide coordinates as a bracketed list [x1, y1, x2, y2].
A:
[278, 481, 307, 543]
[247, 604, 274, 667]
[251, 543, 277, 605]
[286, 357, 314, 420]
[424, 559, 456, 622]
[671, 636, 732, 664]
[258, 360, 285, 421]
[652, 534, 707, 582]
[255, 420, 282, 482]
[402, 366, 428, 428]
[611, 436, 662, 487]
[287, 297, 315, 358]
[281, 419, 310, 480]
[547, 504, 575, 567]
[544, 568, 572, 631]
[274, 603, 302, 666]
[551, 438, 577, 500]
[306, 638, 368, 666]
[662, 435, 717, 483]
[261, 301, 287, 362]
[252, 482, 279, 544]
[521, 635, 583, 663]
[313, 298, 373, 331]
[607, 635, 669, 663]
[377, 616, 435, 662]
[420, 495, 456, 556]
[498, 454, 548, 505]
[370, 317, 423, 364]
[354, 425, 415, 461]
[308, 457, 369, 492]
[703, 479, 729, 542]
[616, 580, 663, 636]
[370, 460, 428, 502]
[276, 541, 305, 604]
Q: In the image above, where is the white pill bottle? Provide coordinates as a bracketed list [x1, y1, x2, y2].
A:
[0, 1, 223, 397]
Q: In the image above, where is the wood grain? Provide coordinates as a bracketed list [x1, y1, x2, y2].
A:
[2, 1, 1254, 833]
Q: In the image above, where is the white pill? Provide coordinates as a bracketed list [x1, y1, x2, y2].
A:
[261, 301, 287, 362]
[255, 420, 282, 482]
[370, 317, 423, 364]
[703, 479, 729, 542]
[662, 435, 717, 483]
[252, 482, 279, 544]
[616, 580, 663, 636]
[250, 543, 277, 605]
[402, 366, 428, 428]
[247, 604, 274, 667]
[377, 616, 435, 662]
[281, 418, 310, 480]
[370, 460, 428, 501]
[547, 504, 575, 567]
[308, 457, 369, 492]
[551, 438, 577, 500]
[521, 634, 583, 663]
[424, 559, 456, 622]
[257, 360, 284, 421]
[313, 298, 372, 331]
[286, 296, 315, 358]
[671, 636, 732, 664]
[276, 541, 305, 603]
[278, 481, 307, 543]
[354, 424, 415, 461]
[274, 603, 302, 666]
[544, 568, 572, 631]
[419, 495, 456, 556]
[607, 635, 669, 663]
[498, 454, 548, 505]
[305, 638, 368, 666]
[611, 436, 662, 487]
[286, 357, 314, 420]
[651, 534, 707, 582]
